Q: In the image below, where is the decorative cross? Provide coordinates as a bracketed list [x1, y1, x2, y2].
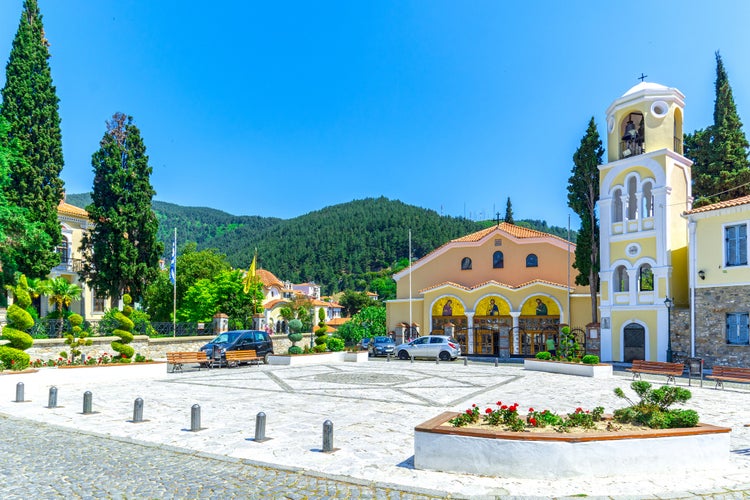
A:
[495, 212, 501, 225]
[638, 73, 648, 82]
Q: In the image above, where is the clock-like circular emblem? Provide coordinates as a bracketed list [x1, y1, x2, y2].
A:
[607, 116, 615, 133]
[627, 244, 640, 256]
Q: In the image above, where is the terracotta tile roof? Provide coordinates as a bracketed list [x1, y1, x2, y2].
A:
[452, 222, 570, 244]
[684, 195, 750, 215]
[263, 299, 289, 310]
[256, 269, 283, 288]
[326, 317, 349, 326]
[57, 201, 89, 219]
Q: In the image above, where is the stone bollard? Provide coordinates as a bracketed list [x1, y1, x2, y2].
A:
[254, 412, 267, 442]
[410, 354, 414, 364]
[48, 386, 58, 408]
[435, 355, 439, 365]
[464, 357, 468, 366]
[14, 382, 24, 403]
[322, 420, 334, 453]
[83, 391, 93, 414]
[190, 404, 201, 432]
[495, 358, 499, 367]
[80, 353, 86, 365]
[386, 353, 390, 362]
[132, 398, 144, 423]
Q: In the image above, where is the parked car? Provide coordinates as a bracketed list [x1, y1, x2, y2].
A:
[359, 337, 371, 351]
[368, 336, 396, 357]
[200, 330, 274, 365]
[395, 335, 461, 361]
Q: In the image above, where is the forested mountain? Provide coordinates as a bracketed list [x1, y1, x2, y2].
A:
[66, 194, 575, 294]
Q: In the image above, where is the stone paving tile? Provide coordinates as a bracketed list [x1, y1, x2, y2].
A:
[0, 359, 749, 498]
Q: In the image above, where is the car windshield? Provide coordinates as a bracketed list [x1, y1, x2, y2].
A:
[212, 332, 241, 344]
[373, 336, 391, 344]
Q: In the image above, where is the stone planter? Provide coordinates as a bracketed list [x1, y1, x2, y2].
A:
[267, 352, 345, 366]
[414, 411, 730, 478]
[343, 351, 369, 362]
[523, 358, 613, 378]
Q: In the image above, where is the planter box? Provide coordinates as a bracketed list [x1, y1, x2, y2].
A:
[343, 351, 369, 362]
[267, 352, 346, 366]
[414, 412, 730, 478]
[524, 358, 613, 378]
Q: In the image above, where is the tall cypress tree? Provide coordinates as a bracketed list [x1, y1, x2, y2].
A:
[80, 113, 163, 303]
[568, 117, 602, 324]
[686, 52, 750, 206]
[0, 0, 64, 278]
[503, 197, 514, 224]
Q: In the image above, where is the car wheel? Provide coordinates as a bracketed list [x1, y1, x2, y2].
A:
[264, 352, 271, 364]
[439, 351, 451, 361]
[398, 350, 410, 360]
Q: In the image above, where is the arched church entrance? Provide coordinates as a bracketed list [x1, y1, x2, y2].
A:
[623, 323, 646, 362]
[471, 296, 511, 357]
[431, 297, 467, 343]
[518, 296, 560, 356]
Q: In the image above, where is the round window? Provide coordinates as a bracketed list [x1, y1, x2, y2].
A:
[650, 100, 668, 118]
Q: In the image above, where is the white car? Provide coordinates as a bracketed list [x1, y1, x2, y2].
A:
[395, 335, 461, 361]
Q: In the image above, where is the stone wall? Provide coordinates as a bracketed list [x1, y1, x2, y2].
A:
[21, 334, 296, 362]
[692, 287, 750, 368]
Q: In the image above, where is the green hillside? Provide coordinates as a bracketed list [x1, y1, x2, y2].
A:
[65, 193, 576, 295]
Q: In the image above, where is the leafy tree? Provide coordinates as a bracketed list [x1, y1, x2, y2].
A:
[0, 275, 34, 369]
[178, 269, 262, 328]
[368, 276, 396, 301]
[0, 117, 51, 297]
[339, 290, 376, 317]
[63, 313, 91, 362]
[504, 197, 514, 224]
[0, 0, 64, 280]
[568, 117, 602, 324]
[39, 276, 81, 317]
[686, 52, 750, 206]
[335, 306, 386, 345]
[80, 113, 163, 303]
[142, 244, 230, 321]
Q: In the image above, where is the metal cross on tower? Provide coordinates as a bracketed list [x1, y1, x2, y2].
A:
[638, 73, 648, 82]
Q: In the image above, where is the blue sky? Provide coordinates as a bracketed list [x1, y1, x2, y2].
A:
[1, 1, 749, 230]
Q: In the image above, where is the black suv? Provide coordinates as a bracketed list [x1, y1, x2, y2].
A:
[200, 330, 274, 365]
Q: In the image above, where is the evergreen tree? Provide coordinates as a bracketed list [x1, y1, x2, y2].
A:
[0, 116, 51, 297]
[0, 0, 64, 278]
[568, 117, 602, 324]
[686, 52, 750, 206]
[80, 113, 163, 303]
[504, 197, 514, 224]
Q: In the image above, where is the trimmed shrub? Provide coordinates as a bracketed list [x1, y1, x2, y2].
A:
[582, 354, 600, 364]
[535, 351, 552, 360]
[288, 345, 303, 355]
[326, 336, 345, 352]
[0, 275, 34, 370]
[111, 294, 135, 362]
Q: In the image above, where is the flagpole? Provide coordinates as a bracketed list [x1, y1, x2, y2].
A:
[172, 228, 177, 337]
[409, 229, 412, 341]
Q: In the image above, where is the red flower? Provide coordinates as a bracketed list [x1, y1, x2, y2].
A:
[528, 407, 534, 413]
[485, 408, 493, 414]
[529, 418, 537, 426]
[576, 407, 583, 413]
[501, 405, 508, 410]
[496, 401, 502, 406]
[472, 403, 477, 407]
[465, 409, 473, 415]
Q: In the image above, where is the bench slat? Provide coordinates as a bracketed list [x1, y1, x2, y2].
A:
[706, 365, 750, 389]
[627, 360, 684, 384]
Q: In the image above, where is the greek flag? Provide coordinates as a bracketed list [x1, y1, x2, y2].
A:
[169, 235, 176, 285]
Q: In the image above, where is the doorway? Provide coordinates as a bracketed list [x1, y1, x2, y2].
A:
[623, 323, 645, 362]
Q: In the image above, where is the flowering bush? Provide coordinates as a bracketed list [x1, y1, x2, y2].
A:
[451, 401, 604, 433]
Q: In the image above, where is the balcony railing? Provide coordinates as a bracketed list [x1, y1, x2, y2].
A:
[53, 258, 84, 273]
[674, 136, 683, 154]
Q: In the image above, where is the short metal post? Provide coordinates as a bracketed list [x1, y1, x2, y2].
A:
[255, 412, 267, 441]
[435, 356, 439, 365]
[15, 382, 24, 402]
[494, 358, 499, 367]
[133, 398, 144, 423]
[464, 357, 468, 366]
[410, 354, 414, 364]
[80, 353, 86, 365]
[48, 386, 58, 408]
[83, 391, 93, 414]
[322, 420, 334, 452]
[386, 353, 390, 362]
[190, 404, 201, 431]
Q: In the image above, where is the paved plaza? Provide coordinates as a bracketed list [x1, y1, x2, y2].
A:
[0, 358, 749, 499]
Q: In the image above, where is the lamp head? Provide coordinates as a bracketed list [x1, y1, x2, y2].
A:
[698, 270, 706, 280]
[664, 297, 673, 308]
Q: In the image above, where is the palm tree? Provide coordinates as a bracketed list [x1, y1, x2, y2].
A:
[39, 277, 82, 336]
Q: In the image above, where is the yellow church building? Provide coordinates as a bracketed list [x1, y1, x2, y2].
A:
[387, 223, 594, 358]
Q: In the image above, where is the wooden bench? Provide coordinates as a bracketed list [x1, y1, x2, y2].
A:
[707, 365, 750, 389]
[166, 351, 208, 373]
[224, 349, 262, 367]
[626, 360, 684, 385]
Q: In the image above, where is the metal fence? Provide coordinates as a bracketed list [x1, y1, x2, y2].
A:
[23, 318, 209, 339]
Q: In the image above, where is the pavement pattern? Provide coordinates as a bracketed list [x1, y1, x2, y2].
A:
[0, 358, 749, 499]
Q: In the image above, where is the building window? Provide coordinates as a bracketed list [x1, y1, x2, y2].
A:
[726, 313, 749, 345]
[614, 266, 629, 292]
[641, 182, 653, 218]
[93, 292, 106, 313]
[627, 176, 637, 220]
[638, 264, 654, 291]
[461, 257, 472, 270]
[56, 238, 70, 263]
[613, 189, 623, 223]
[725, 224, 748, 267]
[493, 251, 504, 269]
[525, 254, 538, 268]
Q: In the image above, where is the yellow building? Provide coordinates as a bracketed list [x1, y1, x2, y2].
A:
[683, 196, 750, 366]
[48, 200, 107, 321]
[387, 223, 593, 357]
[598, 82, 692, 362]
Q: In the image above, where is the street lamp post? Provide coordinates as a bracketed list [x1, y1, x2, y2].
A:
[665, 297, 673, 362]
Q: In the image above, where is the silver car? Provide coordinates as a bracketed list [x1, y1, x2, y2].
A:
[395, 335, 461, 361]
